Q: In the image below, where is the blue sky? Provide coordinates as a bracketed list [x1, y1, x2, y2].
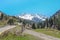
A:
[0, 0, 60, 17]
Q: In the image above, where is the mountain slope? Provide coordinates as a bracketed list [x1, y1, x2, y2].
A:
[49, 10, 60, 30]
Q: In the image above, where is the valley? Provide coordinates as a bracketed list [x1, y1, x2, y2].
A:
[0, 10, 60, 40]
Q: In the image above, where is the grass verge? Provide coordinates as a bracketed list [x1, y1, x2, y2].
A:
[0, 33, 41, 40]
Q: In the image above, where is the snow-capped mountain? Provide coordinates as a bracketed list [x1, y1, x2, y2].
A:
[18, 14, 47, 22]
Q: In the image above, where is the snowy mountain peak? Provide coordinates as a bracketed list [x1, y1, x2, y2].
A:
[18, 14, 47, 22]
[19, 14, 34, 20]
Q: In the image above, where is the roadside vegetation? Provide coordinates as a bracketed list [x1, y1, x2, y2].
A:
[0, 25, 42, 40]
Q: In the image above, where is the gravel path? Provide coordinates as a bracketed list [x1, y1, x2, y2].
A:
[24, 29, 60, 40]
[0, 25, 16, 34]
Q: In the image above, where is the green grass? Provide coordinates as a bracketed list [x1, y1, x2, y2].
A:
[35, 29, 60, 38]
[0, 33, 41, 40]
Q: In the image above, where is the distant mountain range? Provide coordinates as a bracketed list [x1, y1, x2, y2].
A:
[18, 14, 47, 22]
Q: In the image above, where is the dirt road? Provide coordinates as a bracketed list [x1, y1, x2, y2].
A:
[24, 29, 60, 40]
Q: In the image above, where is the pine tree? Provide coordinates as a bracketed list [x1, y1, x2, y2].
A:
[32, 23, 36, 29]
